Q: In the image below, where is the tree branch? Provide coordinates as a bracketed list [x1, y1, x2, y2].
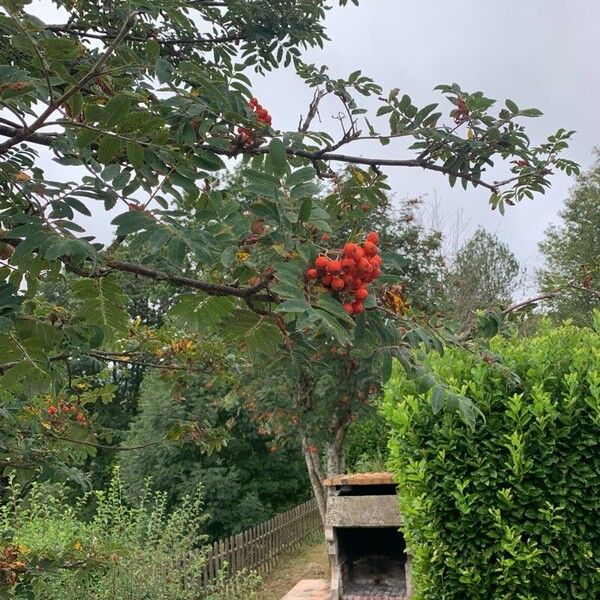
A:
[0, 12, 138, 155]
[44, 25, 242, 46]
[104, 258, 275, 302]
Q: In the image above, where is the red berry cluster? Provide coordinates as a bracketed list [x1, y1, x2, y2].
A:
[48, 400, 88, 426]
[238, 98, 272, 144]
[306, 232, 382, 315]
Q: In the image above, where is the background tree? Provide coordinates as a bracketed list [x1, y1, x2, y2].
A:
[119, 371, 309, 540]
[537, 152, 600, 325]
[444, 227, 523, 325]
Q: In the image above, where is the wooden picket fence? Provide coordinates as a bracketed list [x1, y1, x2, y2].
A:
[199, 497, 322, 588]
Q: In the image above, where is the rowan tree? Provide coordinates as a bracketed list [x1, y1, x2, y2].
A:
[0, 0, 579, 510]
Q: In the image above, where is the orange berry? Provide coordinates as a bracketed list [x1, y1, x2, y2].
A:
[315, 255, 329, 270]
[331, 277, 345, 291]
[48, 405, 57, 416]
[372, 267, 382, 279]
[350, 246, 365, 261]
[343, 242, 359, 256]
[326, 260, 342, 275]
[366, 231, 379, 244]
[371, 255, 383, 266]
[343, 303, 354, 315]
[352, 302, 365, 314]
[307, 268, 318, 279]
[342, 272, 354, 285]
[321, 274, 332, 286]
[341, 257, 355, 271]
[363, 241, 378, 257]
[357, 257, 371, 272]
[355, 287, 369, 301]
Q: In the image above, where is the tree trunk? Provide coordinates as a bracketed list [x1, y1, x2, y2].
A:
[302, 437, 327, 523]
[301, 416, 351, 525]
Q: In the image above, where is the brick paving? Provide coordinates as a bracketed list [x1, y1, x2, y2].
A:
[342, 581, 407, 600]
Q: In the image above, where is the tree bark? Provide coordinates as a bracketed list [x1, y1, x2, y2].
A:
[302, 437, 327, 523]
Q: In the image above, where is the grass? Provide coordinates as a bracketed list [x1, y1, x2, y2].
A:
[255, 537, 330, 600]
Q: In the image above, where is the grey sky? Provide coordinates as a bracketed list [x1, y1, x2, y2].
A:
[252, 0, 599, 279]
[14, 1, 600, 287]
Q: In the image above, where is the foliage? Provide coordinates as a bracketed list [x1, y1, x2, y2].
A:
[538, 152, 600, 325]
[1, 468, 223, 599]
[385, 319, 600, 599]
[444, 226, 522, 325]
[0, 0, 578, 461]
[119, 371, 309, 539]
[343, 407, 390, 473]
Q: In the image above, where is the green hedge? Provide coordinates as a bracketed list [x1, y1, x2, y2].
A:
[384, 320, 600, 599]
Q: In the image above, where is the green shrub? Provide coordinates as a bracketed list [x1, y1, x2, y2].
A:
[384, 319, 600, 599]
[344, 407, 390, 473]
[0, 469, 261, 599]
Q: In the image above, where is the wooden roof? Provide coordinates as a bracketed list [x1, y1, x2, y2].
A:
[322, 472, 396, 487]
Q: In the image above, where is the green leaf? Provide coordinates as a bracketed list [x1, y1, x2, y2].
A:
[126, 142, 145, 168]
[71, 275, 129, 345]
[168, 294, 235, 331]
[298, 198, 312, 222]
[267, 138, 287, 178]
[101, 93, 131, 127]
[145, 38, 160, 63]
[168, 238, 186, 267]
[155, 57, 174, 83]
[286, 166, 316, 187]
[97, 136, 123, 164]
[431, 385, 445, 414]
[111, 210, 155, 235]
[276, 299, 311, 313]
[505, 99, 519, 114]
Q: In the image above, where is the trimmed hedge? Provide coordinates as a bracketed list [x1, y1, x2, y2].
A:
[384, 320, 600, 599]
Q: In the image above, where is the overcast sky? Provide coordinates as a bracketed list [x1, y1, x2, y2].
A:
[16, 1, 600, 289]
[251, 0, 599, 281]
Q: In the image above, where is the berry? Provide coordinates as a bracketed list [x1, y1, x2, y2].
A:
[370, 254, 383, 266]
[371, 267, 382, 279]
[355, 287, 369, 301]
[343, 303, 354, 315]
[350, 246, 365, 261]
[331, 277, 345, 291]
[352, 301, 365, 314]
[321, 274, 332, 286]
[343, 242, 359, 256]
[48, 405, 57, 416]
[307, 268, 318, 279]
[357, 257, 371, 272]
[342, 272, 355, 285]
[326, 260, 342, 275]
[341, 257, 355, 271]
[315, 255, 329, 270]
[363, 240, 378, 257]
[249, 97, 258, 106]
[321, 233, 330, 241]
[366, 231, 379, 244]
